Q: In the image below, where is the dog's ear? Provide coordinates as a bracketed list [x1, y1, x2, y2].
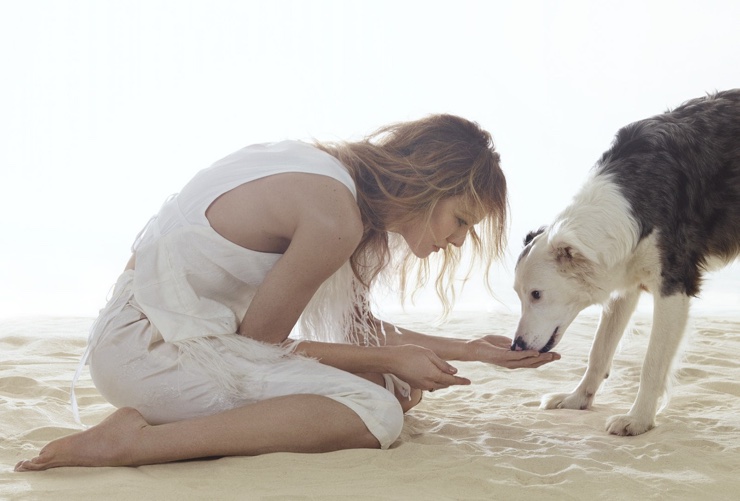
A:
[555, 245, 579, 264]
[552, 242, 595, 277]
[523, 226, 547, 246]
[547, 222, 599, 265]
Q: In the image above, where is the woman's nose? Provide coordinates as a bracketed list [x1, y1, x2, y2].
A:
[447, 228, 467, 247]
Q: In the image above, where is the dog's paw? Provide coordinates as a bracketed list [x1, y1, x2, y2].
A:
[605, 414, 655, 436]
[540, 392, 593, 411]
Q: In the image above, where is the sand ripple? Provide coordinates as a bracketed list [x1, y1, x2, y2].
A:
[1, 312, 739, 500]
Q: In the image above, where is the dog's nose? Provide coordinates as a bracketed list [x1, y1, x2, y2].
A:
[511, 336, 528, 351]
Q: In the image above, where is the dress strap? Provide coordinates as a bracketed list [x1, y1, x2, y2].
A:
[382, 374, 412, 400]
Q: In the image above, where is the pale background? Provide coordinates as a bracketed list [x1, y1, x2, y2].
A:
[1, 0, 738, 320]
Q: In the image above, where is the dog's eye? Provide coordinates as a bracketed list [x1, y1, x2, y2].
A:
[531, 290, 541, 300]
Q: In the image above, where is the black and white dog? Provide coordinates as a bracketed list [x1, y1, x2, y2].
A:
[513, 90, 740, 436]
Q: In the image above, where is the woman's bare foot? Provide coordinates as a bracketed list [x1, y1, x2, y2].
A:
[15, 407, 149, 472]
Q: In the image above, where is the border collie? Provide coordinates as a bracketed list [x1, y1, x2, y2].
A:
[513, 89, 740, 436]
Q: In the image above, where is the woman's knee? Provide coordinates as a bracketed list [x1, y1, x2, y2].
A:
[369, 387, 405, 448]
[400, 388, 423, 413]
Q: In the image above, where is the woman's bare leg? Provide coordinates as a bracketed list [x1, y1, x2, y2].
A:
[15, 394, 378, 471]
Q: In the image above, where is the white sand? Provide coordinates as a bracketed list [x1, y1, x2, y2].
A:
[2, 311, 739, 500]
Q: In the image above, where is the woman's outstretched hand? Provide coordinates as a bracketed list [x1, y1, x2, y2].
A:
[465, 335, 560, 369]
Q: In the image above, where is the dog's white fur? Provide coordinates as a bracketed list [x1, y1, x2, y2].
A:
[514, 174, 692, 436]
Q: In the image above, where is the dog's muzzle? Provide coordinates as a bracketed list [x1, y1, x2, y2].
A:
[510, 327, 559, 353]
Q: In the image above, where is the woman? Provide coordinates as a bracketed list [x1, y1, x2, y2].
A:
[16, 114, 558, 471]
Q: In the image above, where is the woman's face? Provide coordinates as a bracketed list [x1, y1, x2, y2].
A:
[394, 196, 482, 258]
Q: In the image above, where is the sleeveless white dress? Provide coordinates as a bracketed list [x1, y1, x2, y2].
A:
[76, 141, 405, 449]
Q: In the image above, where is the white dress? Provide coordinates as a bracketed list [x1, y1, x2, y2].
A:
[77, 141, 405, 449]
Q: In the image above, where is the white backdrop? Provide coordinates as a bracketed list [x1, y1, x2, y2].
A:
[1, 0, 738, 318]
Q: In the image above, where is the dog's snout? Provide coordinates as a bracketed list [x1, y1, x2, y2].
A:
[511, 336, 528, 351]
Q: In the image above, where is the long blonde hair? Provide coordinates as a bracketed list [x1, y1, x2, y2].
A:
[315, 114, 508, 312]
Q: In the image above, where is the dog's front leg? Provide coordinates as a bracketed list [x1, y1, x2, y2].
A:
[541, 287, 641, 411]
[606, 293, 689, 436]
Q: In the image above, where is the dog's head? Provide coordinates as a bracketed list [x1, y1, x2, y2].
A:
[512, 226, 602, 352]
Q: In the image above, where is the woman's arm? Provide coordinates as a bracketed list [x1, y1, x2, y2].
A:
[208, 173, 363, 345]
[288, 339, 470, 392]
[380, 321, 469, 359]
[238, 212, 359, 344]
[378, 319, 560, 369]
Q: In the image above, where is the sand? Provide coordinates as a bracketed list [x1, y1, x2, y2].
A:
[2, 310, 739, 500]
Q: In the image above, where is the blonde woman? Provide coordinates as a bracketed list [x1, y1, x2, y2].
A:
[16, 114, 558, 471]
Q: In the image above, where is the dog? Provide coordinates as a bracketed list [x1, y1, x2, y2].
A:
[512, 89, 740, 436]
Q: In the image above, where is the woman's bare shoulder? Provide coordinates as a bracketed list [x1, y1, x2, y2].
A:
[207, 172, 362, 254]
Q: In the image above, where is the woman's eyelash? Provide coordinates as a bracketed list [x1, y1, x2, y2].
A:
[457, 218, 469, 226]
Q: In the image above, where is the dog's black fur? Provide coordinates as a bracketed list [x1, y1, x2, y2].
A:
[599, 89, 740, 297]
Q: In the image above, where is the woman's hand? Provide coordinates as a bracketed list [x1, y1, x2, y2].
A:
[465, 335, 560, 369]
[387, 344, 471, 392]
